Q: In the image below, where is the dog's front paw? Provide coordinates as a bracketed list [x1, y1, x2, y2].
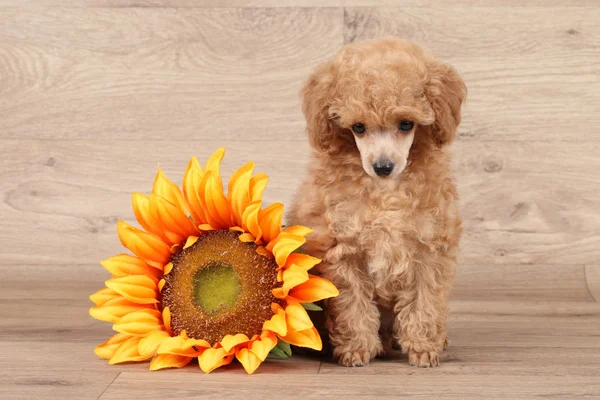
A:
[337, 349, 373, 367]
[408, 349, 439, 368]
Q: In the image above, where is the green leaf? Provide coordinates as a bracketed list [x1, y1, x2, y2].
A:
[301, 302, 323, 311]
[269, 346, 290, 359]
[277, 339, 292, 357]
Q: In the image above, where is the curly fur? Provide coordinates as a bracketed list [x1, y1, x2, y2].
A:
[287, 37, 466, 368]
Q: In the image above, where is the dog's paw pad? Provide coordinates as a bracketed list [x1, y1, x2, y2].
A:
[338, 350, 372, 367]
[408, 349, 439, 368]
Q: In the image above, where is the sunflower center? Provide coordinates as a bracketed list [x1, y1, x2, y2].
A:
[161, 230, 281, 344]
[193, 261, 241, 315]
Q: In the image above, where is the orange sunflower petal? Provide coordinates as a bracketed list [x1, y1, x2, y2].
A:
[228, 162, 255, 227]
[242, 201, 262, 242]
[220, 333, 250, 353]
[109, 336, 150, 364]
[198, 346, 235, 374]
[149, 193, 199, 245]
[289, 275, 339, 303]
[258, 202, 284, 244]
[150, 354, 193, 371]
[236, 347, 262, 375]
[262, 305, 287, 337]
[183, 156, 207, 226]
[105, 275, 159, 305]
[285, 253, 321, 271]
[157, 335, 203, 357]
[132, 192, 164, 240]
[268, 233, 306, 267]
[206, 172, 233, 228]
[89, 287, 119, 306]
[113, 309, 164, 336]
[204, 147, 225, 178]
[282, 225, 314, 237]
[89, 296, 153, 323]
[249, 173, 268, 203]
[152, 166, 190, 217]
[138, 330, 171, 357]
[94, 333, 131, 360]
[249, 331, 278, 362]
[101, 254, 162, 279]
[281, 265, 310, 296]
[280, 327, 322, 351]
[117, 221, 171, 269]
[284, 301, 314, 332]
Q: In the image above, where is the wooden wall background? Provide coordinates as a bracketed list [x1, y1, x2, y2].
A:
[2, 1, 598, 302]
[1, 1, 600, 399]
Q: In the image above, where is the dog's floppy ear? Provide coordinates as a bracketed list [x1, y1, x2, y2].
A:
[300, 61, 338, 153]
[425, 60, 466, 146]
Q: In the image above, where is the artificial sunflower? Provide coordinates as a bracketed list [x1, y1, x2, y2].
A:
[89, 148, 338, 374]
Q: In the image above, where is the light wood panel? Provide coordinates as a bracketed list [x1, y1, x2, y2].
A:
[1, 140, 599, 266]
[1, 1, 599, 7]
[585, 265, 600, 302]
[0, 8, 342, 141]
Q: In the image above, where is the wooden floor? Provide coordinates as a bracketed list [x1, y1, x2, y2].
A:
[1, 1, 599, 399]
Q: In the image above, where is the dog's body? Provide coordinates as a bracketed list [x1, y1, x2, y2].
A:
[287, 37, 466, 368]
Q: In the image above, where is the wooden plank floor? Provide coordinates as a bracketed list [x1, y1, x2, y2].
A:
[1, 1, 599, 399]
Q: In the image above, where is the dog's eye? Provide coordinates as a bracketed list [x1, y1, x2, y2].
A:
[351, 123, 366, 135]
[399, 121, 414, 132]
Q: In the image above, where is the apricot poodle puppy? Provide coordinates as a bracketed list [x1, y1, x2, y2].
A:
[287, 37, 466, 368]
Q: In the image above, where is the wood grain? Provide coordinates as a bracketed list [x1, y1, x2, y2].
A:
[0, 8, 342, 141]
[585, 265, 600, 302]
[1, 140, 598, 266]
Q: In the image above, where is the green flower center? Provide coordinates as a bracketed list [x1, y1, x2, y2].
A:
[193, 261, 241, 315]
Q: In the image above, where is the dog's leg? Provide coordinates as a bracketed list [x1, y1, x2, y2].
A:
[392, 256, 455, 368]
[321, 257, 383, 367]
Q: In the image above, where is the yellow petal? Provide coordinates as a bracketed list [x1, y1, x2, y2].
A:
[204, 147, 225, 178]
[238, 233, 255, 243]
[117, 221, 171, 269]
[268, 233, 306, 267]
[289, 275, 339, 303]
[282, 225, 313, 237]
[157, 335, 203, 357]
[249, 331, 277, 362]
[94, 333, 131, 360]
[105, 275, 159, 305]
[162, 307, 171, 332]
[236, 347, 262, 375]
[281, 327, 322, 351]
[109, 336, 150, 364]
[183, 156, 207, 226]
[285, 253, 321, 271]
[149, 193, 199, 245]
[258, 202, 284, 245]
[152, 166, 190, 217]
[249, 173, 268, 203]
[256, 246, 273, 259]
[181, 338, 212, 352]
[183, 236, 199, 249]
[158, 279, 166, 292]
[101, 254, 162, 278]
[220, 333, 250, 353]
[228, 162, 255, 227]
[89, 287, 119, 306]
[163, 262, 173, 275]
[281, 265, 309, 296]
[207, 172, 233, 228]
[284, 302, 314, 332]
[113, 309, 164, 336]
[132, 192, 164, 240]
[262, 306, 287, 337]
[150, 354, 193, 371]
[138, 330, 171, 357]
[242, 201, 262, 242]
[198, 346, 235, 374]
[89, 296, 153, 323]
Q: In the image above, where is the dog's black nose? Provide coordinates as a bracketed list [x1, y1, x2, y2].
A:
[373, 160, 394, 177]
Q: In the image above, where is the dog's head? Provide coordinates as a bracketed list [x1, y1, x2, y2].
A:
[301, 37, 466, 178]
